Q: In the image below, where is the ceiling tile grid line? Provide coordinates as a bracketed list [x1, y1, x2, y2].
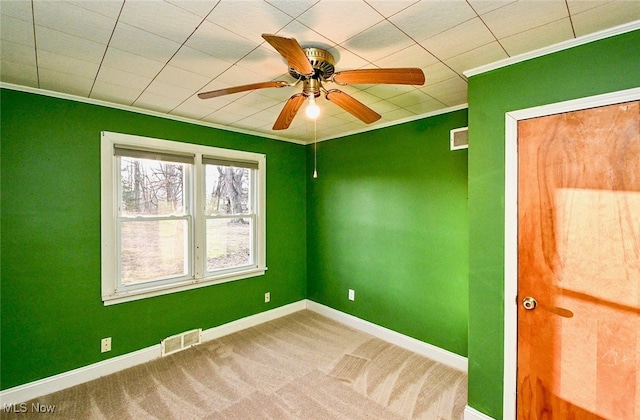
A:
[2, 0, 639, 142]
[88, 1, 126, 98]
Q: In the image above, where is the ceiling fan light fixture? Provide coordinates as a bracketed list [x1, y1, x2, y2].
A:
[305, 96, 320, 120]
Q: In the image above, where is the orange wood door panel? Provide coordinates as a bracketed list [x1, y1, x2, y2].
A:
[517, 101, 640, 419]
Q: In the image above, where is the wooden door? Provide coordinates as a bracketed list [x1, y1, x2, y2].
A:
[516, 101, 640, 419]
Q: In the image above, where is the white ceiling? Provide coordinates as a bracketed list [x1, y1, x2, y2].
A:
[1, 1, 639, 143]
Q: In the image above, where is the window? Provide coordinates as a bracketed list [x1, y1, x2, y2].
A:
[101, 132, 266, 305]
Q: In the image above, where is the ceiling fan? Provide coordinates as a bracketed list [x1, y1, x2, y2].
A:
[198, 34, 426, 130]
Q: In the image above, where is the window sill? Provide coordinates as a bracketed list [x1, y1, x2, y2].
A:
[102, 267, 267, 306]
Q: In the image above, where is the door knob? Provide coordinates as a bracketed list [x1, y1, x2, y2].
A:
[522, 297, 537, 310]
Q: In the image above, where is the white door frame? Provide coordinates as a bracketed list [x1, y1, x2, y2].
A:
[502, 86, 640, 419]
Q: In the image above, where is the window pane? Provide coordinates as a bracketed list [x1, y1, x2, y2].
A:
[206, 218, 252, 271]
[121, 220, 188, 284]
[120, 157, 186, 216]
[205, 164, 250, 216]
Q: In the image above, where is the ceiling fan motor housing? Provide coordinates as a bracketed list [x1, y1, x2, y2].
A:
[289, 47, 335, 81]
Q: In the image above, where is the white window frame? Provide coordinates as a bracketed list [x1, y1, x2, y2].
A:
[101, 131, 267, 305]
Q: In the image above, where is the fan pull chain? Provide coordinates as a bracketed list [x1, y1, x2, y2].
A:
[313, 119, 318, 178]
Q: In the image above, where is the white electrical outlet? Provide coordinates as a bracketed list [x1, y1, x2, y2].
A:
[265, 292, 271, 303]
[348, 289, 355, 301]
[101, 337, 111, 353]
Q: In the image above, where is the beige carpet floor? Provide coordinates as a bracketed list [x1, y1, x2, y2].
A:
[1, 310, 467, 419]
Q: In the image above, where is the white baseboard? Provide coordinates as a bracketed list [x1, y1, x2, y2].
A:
[1, 299, 467, 406]
[0, 301, 305, 406]
[305, 300, 468, 372]
[464, 406, 496, 420]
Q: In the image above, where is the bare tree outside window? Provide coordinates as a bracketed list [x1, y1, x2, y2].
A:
[119, 157, 188, 284]
[205, 164, 252, 272]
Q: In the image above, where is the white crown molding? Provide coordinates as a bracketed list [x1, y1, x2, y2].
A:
[1, 82, 466, 145]
[317, 103, 469, 143]
[464, 20, 640, 78]
[0, 82, 307, 145]
[305, 300, 468, 372]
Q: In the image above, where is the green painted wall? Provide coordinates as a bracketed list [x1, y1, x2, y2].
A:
[467, 29, 640, 418]
[306, 110, 469, 357]
[0, 89, 307, 390]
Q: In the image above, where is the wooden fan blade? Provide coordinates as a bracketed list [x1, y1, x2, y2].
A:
[333, 68, 425, 85]
[262, 34, 314, 77]
[273, 93, 306, 130]
[198, 81, 289, 99]
[325, 90, 381, 124]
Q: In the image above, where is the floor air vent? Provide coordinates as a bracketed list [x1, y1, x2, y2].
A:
[450, 127, 469, 150]
[161, 328, 202, 357]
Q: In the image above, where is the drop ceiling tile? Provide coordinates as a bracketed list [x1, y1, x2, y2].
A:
[144, 79, 195, 101]
[95, 67, 152, 92]
[0, 0, 33, 21]
[297, 1, 385, 44]
[234, 91, 283, 110]
[390, 0, 477, 42]
[445, 41, 508, 74]
[482, 0, 568, 39]
[233, 115, 277, 131]
[374, 106, 416, 121]
[376, 44, 438, 69]
[186, 20, 259, 61]
[254, 82, 298, 100]
[37, 50, 100, 80]
[236, 45, 290, 79]
[404, 97, 446, 115]
[69, 0, 124, 19]
[32, 1, 115, 44]
[1, 14, 35, 46]
[205, 1, 293, 45]
[101, 47, 165, 78]
[343, 20, 415, 62]
[348, 89, 385, 107]
[265, 0, 319, 19]
[420, 77, 468, 107]
[237, 106, 281, 126]
[170, 46, 233, 79]
[118, 1, 203, 43]
[133, 92, 184, 113]
[422, 62, 461, 86]
[420, 18, 496, 61]
[1, 39, 35, 67]
[170, 100, 226, 120]
[386, 89, 430, 108]
[566, 0, 610, 15]
[273, 20, 333, 49]
[202, 108, 244, 125]
[367, 1, 419, 18]
[219, 99, 263, 118]
[213, 63, 276, 88]
[467, 0, 516, 15]
[329, 47, 370, 72]
[155, 65, 211, 91]
[571, 1, 640, 37]
[500, 18, 574, 56]
[90, 81, 142, 104]
[110, 23, 182, 63]
[39, 68, 93, 97]
[166, 0, 218, 18]
[364, 84, 415, 100]
[35, 26, 107, 64]
[0, 59, 38, 87]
